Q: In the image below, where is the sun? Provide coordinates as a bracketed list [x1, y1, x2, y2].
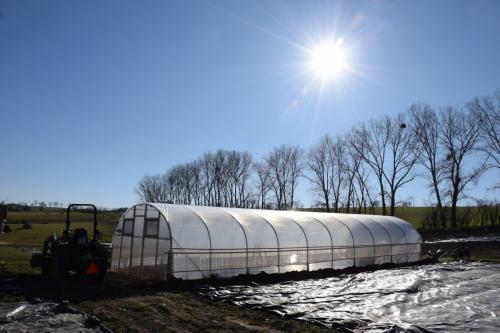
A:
[308, 39, 349, 81]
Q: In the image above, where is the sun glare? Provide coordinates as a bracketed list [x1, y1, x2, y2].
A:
[309, 39, 349, 81]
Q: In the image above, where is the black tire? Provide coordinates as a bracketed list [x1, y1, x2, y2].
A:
[52, 258, 66, 281]
[41, 259, 51, 279]
[48, 245, 69, 282]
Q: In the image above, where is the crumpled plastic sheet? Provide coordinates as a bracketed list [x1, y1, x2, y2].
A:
[0, 301, 111, 333]
[200, 262, 500, 332]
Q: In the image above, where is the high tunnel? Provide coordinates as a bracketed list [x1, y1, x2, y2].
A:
[111, 204, 422, 280]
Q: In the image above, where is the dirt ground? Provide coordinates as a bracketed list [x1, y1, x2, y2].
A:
[1, 271, 330, 333]
[78, 291, 327, 333]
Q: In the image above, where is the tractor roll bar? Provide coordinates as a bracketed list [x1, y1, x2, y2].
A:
[65, 204, 98, 241]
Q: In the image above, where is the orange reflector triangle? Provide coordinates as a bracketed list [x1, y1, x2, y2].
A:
[86, 261, 99, 275]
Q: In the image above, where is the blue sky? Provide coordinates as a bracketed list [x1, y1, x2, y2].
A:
[1, 0, 499, 208]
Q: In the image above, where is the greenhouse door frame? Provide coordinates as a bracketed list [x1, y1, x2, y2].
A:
[117, 204, 173, 280]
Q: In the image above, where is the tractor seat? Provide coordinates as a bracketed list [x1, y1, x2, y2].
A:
[72, 228, 88, 246]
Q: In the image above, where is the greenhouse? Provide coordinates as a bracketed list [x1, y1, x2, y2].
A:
[111, 203, 422, 280]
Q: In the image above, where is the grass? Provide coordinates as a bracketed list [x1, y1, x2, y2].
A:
[7, 209, 121, 224]
[0, 222, 117, 246]
[0, 246, 38, 275]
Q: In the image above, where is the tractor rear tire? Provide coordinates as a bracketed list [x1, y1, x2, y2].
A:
[41, 259, 51, 278]
[43, 247, 69, 282]
[50, 257, 68, 281]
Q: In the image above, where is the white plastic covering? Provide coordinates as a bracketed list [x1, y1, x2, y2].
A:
[111, 204, 422, 280]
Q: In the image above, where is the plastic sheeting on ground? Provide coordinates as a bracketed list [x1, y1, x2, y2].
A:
[201, 262, 500, 332]
[0, 301, 111, 333]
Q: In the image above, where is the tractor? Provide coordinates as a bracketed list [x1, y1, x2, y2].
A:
[31, 204, 108, 282]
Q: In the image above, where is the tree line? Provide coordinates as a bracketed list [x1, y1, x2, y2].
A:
[1, 200, 65, 211]
[136, 90, 500, 229]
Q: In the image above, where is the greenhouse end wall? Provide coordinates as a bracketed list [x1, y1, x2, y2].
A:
[111, 204, 422, 280]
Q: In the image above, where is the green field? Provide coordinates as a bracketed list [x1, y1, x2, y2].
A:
[0, 247, 35, 274]
[0, 221, 118, 246]
[6, 209, 121, 225]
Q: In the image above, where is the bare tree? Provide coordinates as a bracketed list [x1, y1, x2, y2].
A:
[439, 105, 486, 229]
[266, 147, 286, 209]
[349, 115, 418, 216]
[384, 113, 419, 216]
[329, 138, 346, 212]
[306, 135, 334, 212]
[201, 152, 215, 206]
[135, 174, 169, 203]
[354, 162, 377, 214]
[149, 150, 255, 208]
[265, 145, 303, 209]
[349, 117, 391, 215]
[188, 160, 203, 205]
[212, 150, 227, 207]
[254, 161, 272, 208]
[468, 92, 500, 178]
[227, 151, 253, 207]
[288, 147, 303, 209]
[342, 145, 376, 214]
[409, 103, 447, 227]
[344, 144, 362, 213]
